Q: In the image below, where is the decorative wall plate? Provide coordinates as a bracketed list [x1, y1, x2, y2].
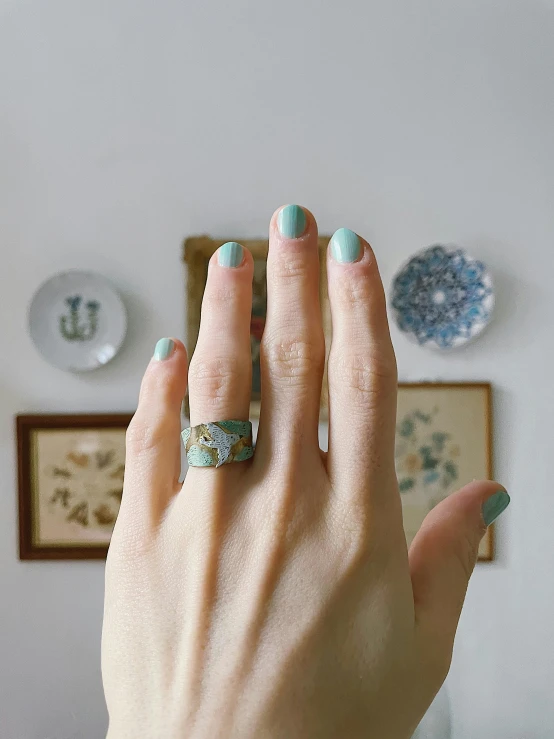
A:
[29, 270, 127, 371]
[390, 245, 494, 350]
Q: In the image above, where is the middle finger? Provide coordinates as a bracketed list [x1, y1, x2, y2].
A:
[258, 205, 325, 457]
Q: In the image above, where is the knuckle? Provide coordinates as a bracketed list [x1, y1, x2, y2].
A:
[337, 275, 375, 308]
[205, 283, 242, 307]
[126, 413, 167, 455]
[331, 350, 397, 402]
[262, 336, 324, 384]
[139, 367, 174, 405]
[333, 268, 387, 313]
[273, 250, 311, 281]
[188, 356, 246, 406]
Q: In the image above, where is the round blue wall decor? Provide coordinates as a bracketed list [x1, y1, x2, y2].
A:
[391, 245, 494, 350]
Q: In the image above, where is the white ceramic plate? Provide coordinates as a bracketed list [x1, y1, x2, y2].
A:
[29, 270, 127, 371]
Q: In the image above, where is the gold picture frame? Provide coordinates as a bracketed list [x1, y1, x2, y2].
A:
[396, 383, 494, 561]
[183, 235, 331, 419]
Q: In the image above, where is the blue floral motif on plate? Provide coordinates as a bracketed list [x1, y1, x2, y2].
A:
[391, 245, 495, 350]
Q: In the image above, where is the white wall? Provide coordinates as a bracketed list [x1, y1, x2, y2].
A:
[1, 0, 553, 736]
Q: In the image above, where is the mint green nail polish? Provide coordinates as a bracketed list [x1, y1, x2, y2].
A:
[277, 205, 307, 239]
[153, 338, 175, 361]
[218, 242, 243, 268]
[330, 228, 361, 263]
[482, 490, 510, 526]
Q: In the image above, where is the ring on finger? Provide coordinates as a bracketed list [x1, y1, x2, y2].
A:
[182, 420, 254, 468]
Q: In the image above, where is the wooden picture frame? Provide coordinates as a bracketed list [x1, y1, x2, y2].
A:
[396, 383, 494, 561]
[17, 414, 133, 560]
[183, 235, 332, 419]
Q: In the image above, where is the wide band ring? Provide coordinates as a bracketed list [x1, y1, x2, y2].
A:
[182, 420, 254, 468]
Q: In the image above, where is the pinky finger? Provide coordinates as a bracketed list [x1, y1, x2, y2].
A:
[121, 338, 188, 527]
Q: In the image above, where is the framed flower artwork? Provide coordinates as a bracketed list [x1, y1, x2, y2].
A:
[17, 414, 133, 560]
[396, 383, 494, 560]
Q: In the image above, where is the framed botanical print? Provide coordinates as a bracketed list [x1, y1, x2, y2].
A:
[183, 235, 331, 419]
[17, 414, 133, 560]
[396, 383, 493, 560]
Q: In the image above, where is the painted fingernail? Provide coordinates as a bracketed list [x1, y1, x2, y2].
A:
[330, 228, 361, 263]
[482, 490, 510, 526]
[218, 242, 244, 268]
[277, 205, 307, 239]
[153, 338, 175, 361]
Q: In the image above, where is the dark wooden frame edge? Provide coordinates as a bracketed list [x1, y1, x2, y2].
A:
[16, 413, 134, 561]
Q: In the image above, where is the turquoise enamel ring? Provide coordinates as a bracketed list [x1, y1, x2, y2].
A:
[182, 420, 254, 468]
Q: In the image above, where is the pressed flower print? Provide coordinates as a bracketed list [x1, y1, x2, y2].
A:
[396, 385, 492, 559]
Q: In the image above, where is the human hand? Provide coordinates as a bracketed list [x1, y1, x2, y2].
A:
[102, 205, 509, 739]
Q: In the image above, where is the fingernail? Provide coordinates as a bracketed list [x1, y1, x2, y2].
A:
[277, 205, 307, 239]
[482, 490, 510, 526]
[330, 228, 361, 263]
[153, 338, 175, 361]
[218, 242, 244, 268]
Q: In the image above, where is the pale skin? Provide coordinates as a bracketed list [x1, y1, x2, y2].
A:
[102, 207, 507, 738]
